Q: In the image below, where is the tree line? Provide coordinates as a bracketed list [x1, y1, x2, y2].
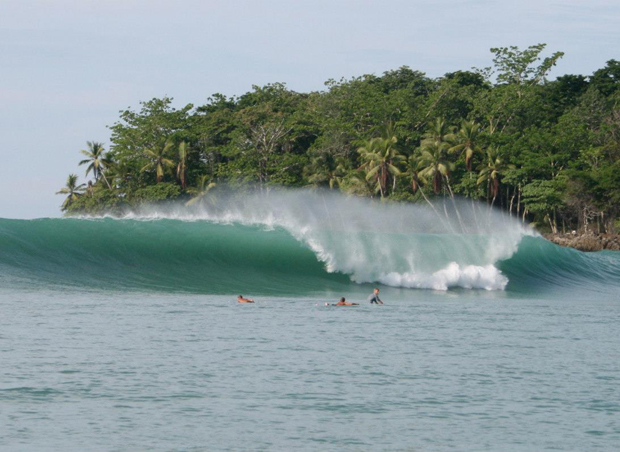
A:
[58, 44, 620, 234]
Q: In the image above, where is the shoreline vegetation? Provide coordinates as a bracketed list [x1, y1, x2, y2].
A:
[57, 44, 620, 251]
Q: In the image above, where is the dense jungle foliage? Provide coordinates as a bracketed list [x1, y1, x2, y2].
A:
[58, 44, 620, 233]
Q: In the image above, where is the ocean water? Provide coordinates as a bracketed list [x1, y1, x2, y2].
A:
[1, 191, 620, 451]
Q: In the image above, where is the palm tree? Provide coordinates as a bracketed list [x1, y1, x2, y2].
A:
[101, 158, 132, 191]
[477, 147, 515, 208]
[415, 142, 455, 195]
[406, 154, 444, 210]
[307, 156, 349, 189]
[406, 155, 432, 200]
[186, 176, 217, 206]
[415, 144, 467, 232]
[79, 141, 111, 188]
[406, 155, 422, 194]
[417, 118, 458, 194]
[358, 136, 405, 198]
[56, 174, 85, 211]
[449, 120, 483, 171]
[405, 154, 460, 232]
[421, 117, 455, 148]
[142, 141, 175, 183]
[344, 168, 380, 198]
[177, 141, 189, 190]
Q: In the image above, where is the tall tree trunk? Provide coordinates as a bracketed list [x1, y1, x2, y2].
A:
[548, 214, 555, 233]
[101, 172, 112, 189]
[486, 178, 491, 204]
[381, 166, 387, 197]
[562, 217, 566, 235]
[180, 168, 186, 190]
[517, 184, 522, 223]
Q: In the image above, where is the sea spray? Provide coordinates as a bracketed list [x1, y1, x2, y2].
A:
[121, 188, 530, 290]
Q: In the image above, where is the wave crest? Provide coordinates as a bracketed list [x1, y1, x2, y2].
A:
[3, 189, 619, 295]
[119, 189, 529, 291]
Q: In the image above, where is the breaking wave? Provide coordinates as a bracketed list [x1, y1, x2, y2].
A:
[1, 189, 618, 295]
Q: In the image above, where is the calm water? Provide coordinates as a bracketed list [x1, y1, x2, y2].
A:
[2, 288, 620, 452]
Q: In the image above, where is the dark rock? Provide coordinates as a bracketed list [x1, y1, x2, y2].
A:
[544, 232, 620, 252]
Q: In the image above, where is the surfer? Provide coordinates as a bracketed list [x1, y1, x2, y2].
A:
[368, 288, 384, 305]
[237, 295, 254, 303]
[325, 297, 358, 306]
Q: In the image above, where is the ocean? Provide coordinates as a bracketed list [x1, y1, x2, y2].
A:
[1, 190, 619, 451]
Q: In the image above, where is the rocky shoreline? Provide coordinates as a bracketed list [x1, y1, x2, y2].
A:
[544, 233, 620, 252]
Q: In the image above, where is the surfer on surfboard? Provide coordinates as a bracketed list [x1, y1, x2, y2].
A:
[237, 295, 255, 303]
[325, 297, 358, 306]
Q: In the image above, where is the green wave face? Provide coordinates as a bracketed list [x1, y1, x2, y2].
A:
[0, 218, 351, 295]
[499, 235, 620, 295]
[1, 191, 619, 296]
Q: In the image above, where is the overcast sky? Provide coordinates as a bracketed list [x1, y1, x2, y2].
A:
[1, 0, 619, 218]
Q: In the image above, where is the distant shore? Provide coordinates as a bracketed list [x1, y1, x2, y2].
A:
[544, 232, 620, 252]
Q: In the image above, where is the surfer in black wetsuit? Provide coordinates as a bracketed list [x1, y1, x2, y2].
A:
[368, 288, 384, 305]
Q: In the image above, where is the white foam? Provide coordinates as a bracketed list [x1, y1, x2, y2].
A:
[378, 263, 508, 291]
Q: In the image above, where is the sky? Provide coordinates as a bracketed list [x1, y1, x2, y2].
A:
[1, 0, 619, 219]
